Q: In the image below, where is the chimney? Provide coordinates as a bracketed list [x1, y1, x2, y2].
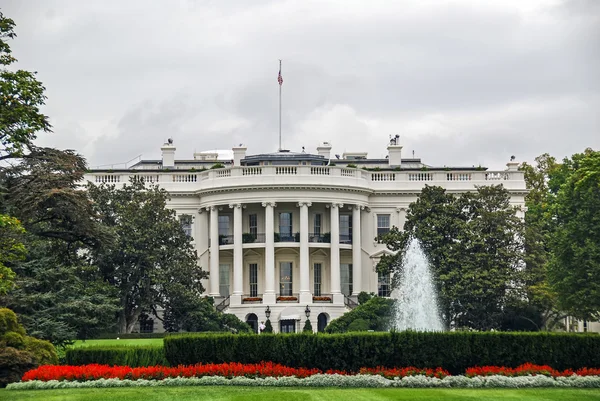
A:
[317, 142, 332, 160]
[161, 139, 176, 168]
[232, 144, 247, 166]
[387, 135, 402, 167]
[506, 156, 519, 171]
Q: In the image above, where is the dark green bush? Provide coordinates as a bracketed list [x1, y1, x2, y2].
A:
[164, 331, 600, 374]
[325, 296, 394, 333]
[303, 319, 313, 333]
[65, 345, 167, 367]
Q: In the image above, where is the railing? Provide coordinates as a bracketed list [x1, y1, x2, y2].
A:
[95, 174, 121, 183]
[242, 167, 262, 176]
[310, 167, 329, 175]
[219, 235, 234, 245]
[312, 294, 333, 303]
[275, 233, 300, 242]
[339, 234, 353, 244]
[309, 233, 330, 243]
[242, 233, 266, 243]
[216, 169, 231, 178]
[371, 172, 396, 181]
[344, 295, 359, 309]
[446, 173, 471, 181]
[172, 173, 197, 182]
[133, 174, 160, 183]
[242, 295, 263, 303]
[216, 295, 230, 312]
[276, 293, 299, 303]
[408, 172, 432, 181]
[276, 166, 297, 175]
[341, 168, 356, 177]
[485, 172, 510, 180]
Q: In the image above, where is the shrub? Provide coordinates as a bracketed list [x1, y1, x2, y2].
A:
[263, 320, 273, 333]
[0, 347, 36, 388]
[164, 331, 600, 374]
[347, 319, 370, 332]
[303, 319, 313, 333]
[357, 291, 374, 305]
[325, 296, 394, 333]
[65, 346, 168, 367]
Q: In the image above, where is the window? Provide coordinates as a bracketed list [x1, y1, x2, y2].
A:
[279, 262, 293, 296]
[249, 263, 258, 297]
[279, 212, 292, 241]
[249, 214, 258, 236]
[340, 214, 352, 243]
[179, 214, 193, 237]
[317, 313, 328, 332]
[378, 271, 391, 297]
[341, 263, 353, 296]
[313, 263, 322, 296]
[219, 264, 230, 297]
[377, 214, 391, 238]
[313, 214, 322, 235]
[218, 215, 230, 236]
[280, 320, 296, 333]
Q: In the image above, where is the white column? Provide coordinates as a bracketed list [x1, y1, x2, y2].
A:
[198, 209, 210, 293]
[330, 202, 343, 304]
[262, 202, 276, 304]
[298, 201, 312, 304]
[231, 203, 243, 305]
[209, 206, 220, 297]
[396, 207, 407, 232]
[352, 205, 362, 296]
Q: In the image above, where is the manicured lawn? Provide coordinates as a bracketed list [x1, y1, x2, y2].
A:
[2, 387, 600, 401]
[72, 338, 163, 347]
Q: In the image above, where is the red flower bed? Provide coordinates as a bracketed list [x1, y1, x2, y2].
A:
[359, 366, 450, 379]
[465, 363, 600, 378]
[22, 362, 323, 382]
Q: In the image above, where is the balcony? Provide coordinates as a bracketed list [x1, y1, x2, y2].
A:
[219, 235, 234, 245]
[309, 233, 330, 243]
[242, 233, 265, 244]
[312, 294, 333, 303]
[339, 234, 353, 244]
[275, 232, 300, 243]
[276, 294, 299, 303]
[242, 295, 263, 304]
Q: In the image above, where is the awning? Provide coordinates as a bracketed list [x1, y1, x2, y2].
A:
[280, 314, 300, 321]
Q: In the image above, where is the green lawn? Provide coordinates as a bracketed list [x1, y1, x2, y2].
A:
[2, 387, 600, 401]
[71, 338, 163, 347]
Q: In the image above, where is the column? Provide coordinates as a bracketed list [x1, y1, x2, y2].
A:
[396, 207, 407, 231]
[262, 202, 276, 304]
[209, 206, 220, 297]
[198, 209, 210, 294]
[231, 203, 243, 305]
[351, 205, 362, 296]
[298, 201, 312, 304]
[330, 202, 343, 304]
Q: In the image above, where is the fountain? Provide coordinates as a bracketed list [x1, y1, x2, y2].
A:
[391, 237, 444, 331]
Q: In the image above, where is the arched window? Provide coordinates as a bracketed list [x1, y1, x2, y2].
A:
[246, 313, 258, 333]
[317, 313, 328, 333]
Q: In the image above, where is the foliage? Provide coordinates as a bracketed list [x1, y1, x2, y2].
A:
[302, 319, 313, 333]
[0, 12, 52, 162]
[325, 296, 394, 333]
[263, 319, 273, 333]
[378, 185, 525, 330]
[546, 149, 600, 320]
[163, 296, 252, 334]
[65, 346, 167, 367]
[0, 214, 25, 295]
[164, 331, 600, 374]
[0, 308, 57, 387]
[357, 291, 374, 305]
[87, 179, 208, 333]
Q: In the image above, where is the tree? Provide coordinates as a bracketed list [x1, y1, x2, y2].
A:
[0, 12, 52, 162]
[263, 319, 273, 333]
[0, 214, 24, 295]
[87, 179, 208, 333]
[302, 319, 313, 333]
[325, 296, 395, 333]
[378, 185, 525, 330]
[547, 149, 600, 320]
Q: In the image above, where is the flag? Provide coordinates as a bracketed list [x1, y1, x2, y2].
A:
[278, 66, 283, 86]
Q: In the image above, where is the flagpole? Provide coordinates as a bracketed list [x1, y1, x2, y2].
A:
[278, 59, 282, 151]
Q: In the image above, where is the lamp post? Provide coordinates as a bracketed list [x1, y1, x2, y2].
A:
[305, 305, 311, 318]
[265, 306, 271, 319]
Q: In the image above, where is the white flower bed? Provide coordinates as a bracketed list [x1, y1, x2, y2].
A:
[7, 374, 600, 390]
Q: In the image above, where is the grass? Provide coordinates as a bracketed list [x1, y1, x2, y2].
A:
[71, 339, 163, 348]
[2, 387, 600, 401]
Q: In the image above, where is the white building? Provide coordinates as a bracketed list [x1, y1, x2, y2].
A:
[85, 137, 527, 333]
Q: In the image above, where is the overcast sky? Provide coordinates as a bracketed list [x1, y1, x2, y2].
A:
[3, 0, 599, 169]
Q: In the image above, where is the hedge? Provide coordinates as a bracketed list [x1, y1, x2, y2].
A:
[65, 346, 167, 367]
[164, 331, 600, 374]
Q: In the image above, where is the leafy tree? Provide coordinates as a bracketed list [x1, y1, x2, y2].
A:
[0, 12, 52, 162]
[547, 149, 600, 320]
[379, 185, 524, 330]
[87, 180, 208, 333]
[0, 214, 24, 295]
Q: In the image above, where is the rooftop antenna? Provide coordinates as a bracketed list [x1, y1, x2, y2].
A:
[278, 59, 283, 151]
[412, 150, 415, 158]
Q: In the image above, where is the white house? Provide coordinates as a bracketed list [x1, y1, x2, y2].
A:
[85, 137, 527, 333]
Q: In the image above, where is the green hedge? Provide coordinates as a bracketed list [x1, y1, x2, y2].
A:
[65, 346, 167, 367]
[164, 331, 600, 374]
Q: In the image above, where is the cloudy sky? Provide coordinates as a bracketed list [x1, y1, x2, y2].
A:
[3, 0, 599, 169]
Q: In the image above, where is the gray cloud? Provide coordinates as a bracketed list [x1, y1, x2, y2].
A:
[2, 0, 598, 170]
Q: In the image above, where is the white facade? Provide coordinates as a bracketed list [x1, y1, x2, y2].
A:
[86, 139, 527, 333]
